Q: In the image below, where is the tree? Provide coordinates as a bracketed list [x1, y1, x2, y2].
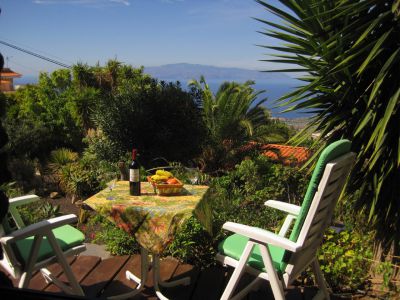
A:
[4, 69, 85, 162]
[0, 52, 11, 184]
[0, 49, 11, 285]
[256, 0, 400, 252]
[93, 69, 206, 165]
[189, 77, 288, 173]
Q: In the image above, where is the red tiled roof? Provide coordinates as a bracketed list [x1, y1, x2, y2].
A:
[261, 144, 310, 166]
[0, 68, 22, 78]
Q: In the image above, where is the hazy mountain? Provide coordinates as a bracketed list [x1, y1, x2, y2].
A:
[14, 63, 291, 85]
[144, 63, 290, 82]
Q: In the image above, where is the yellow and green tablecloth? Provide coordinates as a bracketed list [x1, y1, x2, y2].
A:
[84, 181, 211, 254]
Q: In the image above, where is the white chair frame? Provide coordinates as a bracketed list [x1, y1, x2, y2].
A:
[0, 195, 86, 296]
[217, 152, 356, 300]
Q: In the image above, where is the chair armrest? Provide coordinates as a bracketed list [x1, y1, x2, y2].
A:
[8, 195, 41, 229]
[0, 214, 78, 244]
[264, 200, 301, 216]
[222, 221, 299, 252]
[9, 195, 40, 208]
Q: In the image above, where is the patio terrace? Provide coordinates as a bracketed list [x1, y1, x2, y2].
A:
[0, 254, 344, 299]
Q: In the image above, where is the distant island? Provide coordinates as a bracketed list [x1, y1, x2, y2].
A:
[15, 63, 292, 85]
[144, 63, 291, 82]
[13, 62, 309, 120]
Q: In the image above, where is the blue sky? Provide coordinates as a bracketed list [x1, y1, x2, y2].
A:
[0, 0, 285, 76]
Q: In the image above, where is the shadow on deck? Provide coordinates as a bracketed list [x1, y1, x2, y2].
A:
[0, 254, 332, 299]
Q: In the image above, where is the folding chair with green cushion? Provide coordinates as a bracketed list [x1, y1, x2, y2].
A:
[216, 140, 356, 300]
[0, 195, 86, 295]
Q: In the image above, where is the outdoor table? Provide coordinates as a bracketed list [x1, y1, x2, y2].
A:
[84, 180, 211, 300]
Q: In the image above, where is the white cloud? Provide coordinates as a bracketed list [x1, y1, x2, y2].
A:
[110, 0, 130, 5]
[160, 0, 184, 3]
[33, 0, 185, 6]
[33, 0, 130, 6]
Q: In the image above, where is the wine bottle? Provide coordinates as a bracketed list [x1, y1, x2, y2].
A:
[129, 149, 141, 196]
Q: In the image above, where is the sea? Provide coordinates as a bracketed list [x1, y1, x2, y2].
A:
[14, 76, 310, 119]
[203, 79, 309, 119]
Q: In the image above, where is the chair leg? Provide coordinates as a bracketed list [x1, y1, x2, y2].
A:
[46, 233, 84, 296]
[230, 277, 262, 300]
[58, 256, 84, 296]
[20, 235, 43, 289]
[259, 244, 285, 300]
[311, 259, 330, 300]
[19, 272, 33, 289]
[40, 268, 83, 295]
[220, 241, 255, 300]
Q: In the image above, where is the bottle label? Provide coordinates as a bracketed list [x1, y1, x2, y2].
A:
[129, 169, 140, 182]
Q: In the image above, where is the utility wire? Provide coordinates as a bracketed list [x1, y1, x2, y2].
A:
[0, 35, 73, 65]
[0, 40, 71, 69]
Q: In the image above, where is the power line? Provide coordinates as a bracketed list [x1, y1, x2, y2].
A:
[0, 35, 73, 65]
[0, 40, 71, 69]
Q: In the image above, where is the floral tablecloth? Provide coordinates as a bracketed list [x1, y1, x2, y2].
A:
[84, 181, 211, 254]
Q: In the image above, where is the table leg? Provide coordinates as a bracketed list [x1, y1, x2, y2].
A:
[152, 254, 190, 300]
[108, 249, 149, 300]
[108, 250, 190, 300]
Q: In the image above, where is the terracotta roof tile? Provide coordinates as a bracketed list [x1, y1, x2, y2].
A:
[261, 144, 310, 166]
[0, 68, 22, 78]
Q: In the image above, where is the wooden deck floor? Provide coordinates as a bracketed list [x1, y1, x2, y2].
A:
[0, 254, 330, 299]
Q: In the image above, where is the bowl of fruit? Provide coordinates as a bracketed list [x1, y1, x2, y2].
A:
[147, 169, 184, 196]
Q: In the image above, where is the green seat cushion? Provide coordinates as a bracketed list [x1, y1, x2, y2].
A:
[15, 224, 85, 265]
[218, 233, 286, 274]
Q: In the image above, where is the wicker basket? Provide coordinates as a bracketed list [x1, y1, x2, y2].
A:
[147, 176, 184, 196]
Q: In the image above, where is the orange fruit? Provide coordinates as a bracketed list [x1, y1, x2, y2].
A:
[167, 178, 179, 184]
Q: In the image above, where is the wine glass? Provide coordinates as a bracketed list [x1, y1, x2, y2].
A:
[186, 168, 199, 185]
[108, 178, 117, 191]
[104, 173, 118, 200]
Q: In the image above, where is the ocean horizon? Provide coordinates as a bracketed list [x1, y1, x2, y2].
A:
[194, 78, 309, 119]
[15, 76, 310, 119]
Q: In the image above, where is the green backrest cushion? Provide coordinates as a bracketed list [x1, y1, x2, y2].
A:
[288, 139, 352, 243]
[15, 224, 85, 265]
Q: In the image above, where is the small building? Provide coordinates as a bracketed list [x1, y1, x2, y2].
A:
[0, 67, 22, 92]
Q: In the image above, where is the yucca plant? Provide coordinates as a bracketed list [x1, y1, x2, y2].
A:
[48, 148, 78, 173]
[256, 0, 400, 251]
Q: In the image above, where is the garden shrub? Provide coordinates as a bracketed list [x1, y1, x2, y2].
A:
[374, 261, 400, 294]
[7, 157, 36, 192]
[49, 147, 118, 200]
[211, 155, 309, 230]
[165, 155, 309, 267]
[165, 216, 216, 268]
[4, 117, 54, 163]
[319, 228, 373, 292]
[87, 214, 139, 255]
[18, 200, 61, 226]
[58, 162, 98, 199]
[83, 129, 126, 164]
[49, 148, 79, 168]
[0, 182, 23, 198]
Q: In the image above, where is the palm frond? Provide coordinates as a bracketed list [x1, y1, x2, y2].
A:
[257, 0, 400, 247]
